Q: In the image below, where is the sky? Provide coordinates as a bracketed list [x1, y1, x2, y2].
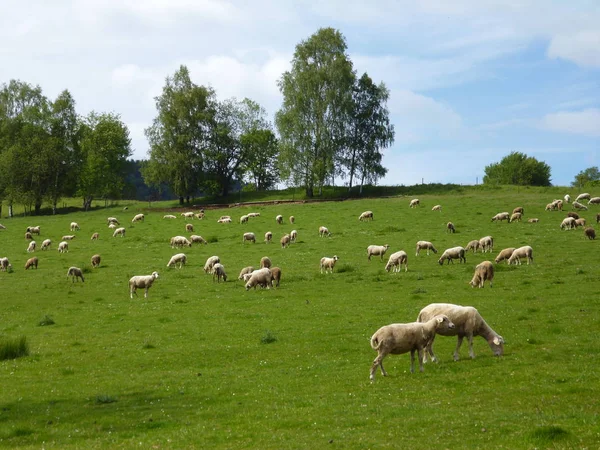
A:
[2, 0, 599, 187]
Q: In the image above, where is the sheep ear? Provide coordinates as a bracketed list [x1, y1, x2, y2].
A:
[493, 337, 501, 345]
[436, 316, 444, 323]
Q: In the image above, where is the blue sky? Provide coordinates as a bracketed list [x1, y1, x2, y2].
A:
[1, 0, 598, 186]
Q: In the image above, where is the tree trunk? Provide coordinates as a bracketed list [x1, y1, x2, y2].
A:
[35, 200, 42, 215]
[8, 204, 13, 218]
[179, 196, 184, 205]
[306, 185, 313, 198]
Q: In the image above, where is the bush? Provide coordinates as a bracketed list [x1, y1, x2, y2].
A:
[0, 336, 30, 361]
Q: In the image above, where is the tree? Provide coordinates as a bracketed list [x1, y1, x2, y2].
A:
[242, 129, 279, 191]
[483, 152, 551, 186]
[276, 28, 355, 197]
[572, 167, 600, 188]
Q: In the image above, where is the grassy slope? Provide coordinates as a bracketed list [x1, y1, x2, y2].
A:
[0, 186, 598, 449]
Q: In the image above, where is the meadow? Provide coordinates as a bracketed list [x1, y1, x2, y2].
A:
[0, 186, 598, 449]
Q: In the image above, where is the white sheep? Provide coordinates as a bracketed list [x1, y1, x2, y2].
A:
[527, 218, 539, 223]
[108, 223, 117, 229]
[264, 231, 273, 243]
[170, 236, 192, 248]
[27, 241, 36, 253]
[318, 226, 331, 237]
[276, 215, 283, 224]
[243, 232, 256, 243]
[167, 253, 187, 269]
[431, 205, 442, 211]
[190, 235, 207, 245]
[58, 241, 69, 253]
[184, 223, 194, 233]
[0, 257, 12, 271]
[560, 217, 576, 230]
[247, 213, 261, 218]
[575, 218, 586, 228]
[62, 235, 76, 240]
[494, 247, 515, 264]
[289, 215, 295, 224]
[588, 197, 600, 205]
[575, 193, 591, 202]
[564, 194, 571, 203]
[367, 244, 390, 261]
[469, 261, 494, 288]
[572, 201, 588, 211]
[369, 315, 455, 380]
[552, 199, 564, 210]
[320, 255, 339, 274]
[70, 222, 80, 231]
[359, 211, 374, 221]
[217, 217, 232, 223]
[415, 241, 437, 256]
[507, 245, 533, 265]
[112, 227, 126, 237]
[203, 256, 220, 273]
[240, 215, 249, 224]
[107, 217, 120, 225]
[25, 257, 38, 270]
[280, 234, 291, 248]
[270, 267, 282, 287]
[131, 213, 145, 223]
[67, 266, 85, 283]
[438, 247, 466, 265]
[446, 222, 456, 233]
[290, 230, 297, 242]
[0, 224, 6, 230]
[509, 212, 522, 223]
[181, 212, 195, 219]
[512, 206, 524, 215]
[91, 254, 101, 268]
[27, 226, 41, 235]
[465, 240, 481, 253]
[212, 263, 227, 282]
[417, 303, 504, 362]
[25, 231, 33, 240]
[195, 212, 205, 220]
[409, 199, 420, 208]
[163, 214, 177, 219]
[129, 272, 159, 298]
[260, 256, 272, 269]
[245, 268, 273, 290]
[91, 232, 99, 240]
[219, 215, 231, 221]
[478, 235, 494, 253]
[41, 239, 52, 250]
[385, 251, 408, 273]
[491, 212, 510, 222]
[238, 266, 255, 280]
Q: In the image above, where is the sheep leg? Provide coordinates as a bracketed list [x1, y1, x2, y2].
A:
[410, 349, 416, 373]
[370, 354, 387, 381]
[454, 336, 464, 361]
[144, 287, 149, 298]
[467, 335, 476, 359]
[425, 340, 438, 363]
[417, 348, 425, 372]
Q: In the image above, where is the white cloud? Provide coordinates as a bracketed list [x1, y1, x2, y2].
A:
[541, 109, 600, 137]
[547, 31, 600, 68]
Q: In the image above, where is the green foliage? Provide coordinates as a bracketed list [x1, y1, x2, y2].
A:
[95, 394, 117, 404]
[0, 336, 29, 360]
[483, 151, 552, 186]
[571, 166, 600, 188]
[260, 330, 277, 344]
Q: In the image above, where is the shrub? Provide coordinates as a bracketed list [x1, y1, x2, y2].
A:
[260, 330, 277, 344]
[0, 336, 30, 361]
[38, 315, 55, 326]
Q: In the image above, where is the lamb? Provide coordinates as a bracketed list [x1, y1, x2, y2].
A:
[572, 201, 588, 211]
[167, 253, 187, 269]
[247, 213, 261, 218]
[203, 256, 220, 273]
[478, 235, 494, 253]
[527, 218, 539, 223]
[280, 234, 291, 248]
[112, 227, 126, 237]
[185, 223, 194, 232]
[217, 217, 232, 223]
[131, 213, 144, 223]
[212, 263, 227, 282]
[409, 198, 420, 208]
[27, 241, 36, 253]
[385, 251, 408, 273]
[446, 222, 456, 233]
[509, 212, 522, 223]
[181, 212, 195, 219]
[107, 217, 120, 225]
[415, 241, 437, 256]
[0, 257, 12, 272]
[243, 232, 256, 243]
[58, 241, 69, 253]
[320, 255, 339, 274]
[238, 266, 255, 280]
[512, 207, 524, 215]
[270, 267, 282, 287]
[564, 194, 571, 203]
[163, 215, 177, 219]
[289, 215, 295, 224]
[417, 303, 504, 362]
[507, 245, 534, 265]
[369, 315, 455, 380]
[240, 215, 249, 224]
[575, 218, 586, 228]
[25, 232, 33, 240]
[108, 223, 117, 229]
[469, 261, 494, 288]
[91, 254, 101, 268]
[438, 246, 466, 265]
[67, 266, 85, 283]
[560, 217, 576, 230]
[91, 232, 99, 240]
[195, 212, 205, 220]
[494, 248, 515, 264]
[27, 226, 41, 235]
[491, 212, 510, 222]
[264, 231, 273, 243]
[41, 239, 52, 250]
[170, 236, 192, 248]
[245, 267, 273, 290]
[431, 205, 442, 211]
[575, 193, 591, 202]
[367, 244, 390, 261]
[290, 230, 297, 243]
[129, 271, 159, 298]
[584, 227, 596, 240]
[260, 256, 272, 269]
[61, 235, 76, 240]
[465, 240, 481, 253]
[588, 197, 600, 205]
[70, 222, 80, 231]
[276, 215, 283, 224]
[25, 257, 38, 270]
[190, 235, 207, 245]
[318, 226, 331, 237]
[359, 210, 374, 221]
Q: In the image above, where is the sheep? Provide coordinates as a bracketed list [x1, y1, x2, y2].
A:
[479, 235, 494, 253]
[276, 214, 283, 224]
[369, 315, 455, 380]
[318, 226, 331, 237]
[465, 240, 481, 254]
[509, 212, 522, 223]
[584, 227, 596, 240]
[527, 218, 539, 223]
[240, 215, 249, 224]
[91, 232, 99, 240]
[108, 223, 117, 229]
[512, 207, 524, 215]
[27, 226, 41, 235]
[131, 213, 145, 223]
[560, 217, 576, 230]
[385, 251, 408, 273]
[203, 256, 220, 273]
[469, 261, 494, 288]
[564, 194, 571, 203]
[415, 241, 437, 256]
[545, 202, 555, 211]
[185, 223, 194, 232]
[170, 236, 192, 248]
[575, 193, 591, 202]
[597, 213, 600, 224]
[0, 257, 12, 272]
[280, 234, 291, 248]
[359, 210, 374, 221]
[61, 235, 76, 240]
[58, 241, 69, 253]
[163, 214, 177, 219]
[588, 197, 600, 205]
[507, 245, 534, 265]
[367, 244, 390, 261]
[446, 222, 456, 233]
[217, 217, 232, 223]
[409, 198, 420, 208]
[167, 253, 187, 269]
[41, 239, 52, 250]
[245, 268, 273, 290]
[219, 215, 231, 221]
[195, 212, 205, 220]
[70, 222, 80, 231]
[190, 235, 207, 245]
[417, 303, 504, 362]
[260, 256, 272, 269]
[270, 267, 281, 287]
[27, 241, 36, 253]
[112, 227, 126, 237]
[567, 211, 580, 220]
[247, 212, 261, 218]
[25, 232, 33, 240]
[212, 263, 227, 282]
[181, 212, 195, 219]
[91, 254, 101, 268]
[25, 257, 38, 270]
[107, 217, 120, 225]
[553, 199, 564, 210]
[238, 266, 255, 280]
[264, 231, 273, 244]
[0, 224, 5, 229]
[243, 232, 256, 244]
[290, 230, 297, 243]
[289, 215, 295, 224]
[575, 218, 586, 228]
[572, 201, 588, 211]
[67, 266, 84, 283]
[129, 272, 159, 298]
[438, 247, 466, 265]
[494, 248, 515, 264]
[491, 212, 510, 222]
[320, 255, 339, 274]
[431, 205, 442, 211]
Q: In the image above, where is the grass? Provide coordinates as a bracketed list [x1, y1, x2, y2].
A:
[0, 185, 598, 448]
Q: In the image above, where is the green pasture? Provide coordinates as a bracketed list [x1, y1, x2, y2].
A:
[0, 187, 598, 449]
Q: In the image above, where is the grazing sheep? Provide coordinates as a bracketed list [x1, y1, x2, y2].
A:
[415, 241, 437, 256]
[446, 222, 456, 233]
[245, 268, 273, 290]
[494, 248, 515, 264]
[469, 261, 494, 288]
[560, 217, 577, 230]
[108, 223, 117, 229]
[385, 251, 408, 273]
[318, 226, 331, 237]
[190, 235, 207, 245]
[238, 266, 255, 280]
[509, 212, 522, 223]
[195, 212, 205, 220]
[507, 245, 534, 265]
[512, 207, 524, 215]
[112, 227, 126, 237]
[575, 218, 587, 228]
[0, 224, 5, 230]
[545, 202, 555, 211]
[564, 194, 571, 203]
[70, 222, 80, 231]
[212, 263, 227, 282]
[243, 232, 256, 244]
[280, 234, 291, 248]
[203, 256, 220, 273]
[41, 239, 52, 250]
[247, 212, 260, 218]
[181, 212, 195, 219]
[359, 210, 374, 221]
[276, 215, 283, 224]
[527, 218, 539, 223]
[289, 215, 295, 224]
[597, 213, 600, 224]
[575, 193, 591, 202]
[217, 217, 232, 223]
[131, 214, 145, 223]
[572, 201, 588, 211]
[25, 257, 38, 270]
[320, 255, 339, 274]
[491, 212, 510, 222]
[417, 303, 504, 362]
[185, 223, 194, 232]
[58, 241, 69, 253]
[240, 215, 249, 224]
[465, 240, 481, 253]
[369, 315, 455, 380]
[25, 232, 33, 240]
[431, 205, 442, 211]
[163, 214, 177, 219]
[479, 236, 494, 253]
[129, 271, 159, 298]
[170, 236, 192, 248]
[438, 247, 466, 265]
[409, 198, 420, 208]
[367, 244, 390, 261]
[584, 227, 596, 240]
[27, 241, 36, 253]
[0, 257, 12, 272]
[219, 215, 231, 221]
[264, 231, 273, 243]
[588, 197, 600, 205]
[290, 230, 297, 243]
[567, 212, 580, 220]
[260, 256, 272, 269]
[167, 253, 187, 269]
[67, 266, 85, 283]
[553, 199, 564, 210]
[91, 232, 99, 240]
[107, 217, 120, 225]
[62, 235, 76, 240]
[91, 254, 101, 268]
[270, 267, 282, 287]
[27, 226, 41, 235]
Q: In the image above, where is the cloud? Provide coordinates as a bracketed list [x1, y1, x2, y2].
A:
[540, 109, 600, 137]
[547, 31, 600, 68]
